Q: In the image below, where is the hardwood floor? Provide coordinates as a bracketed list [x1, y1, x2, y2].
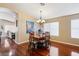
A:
[0, 39, 50, 56]
[0, 39, 17, 56]
[16, 43, 49, 56]
[1, 39, 79, 56]
[51, 41, 79, 56]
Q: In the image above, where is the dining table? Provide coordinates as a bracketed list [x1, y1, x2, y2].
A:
[31, 34, 46, 49]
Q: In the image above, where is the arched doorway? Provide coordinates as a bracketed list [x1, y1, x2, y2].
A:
[0, 7, 18, 47]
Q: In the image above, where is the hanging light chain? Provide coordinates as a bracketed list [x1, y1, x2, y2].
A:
[40, 10, 42, 19]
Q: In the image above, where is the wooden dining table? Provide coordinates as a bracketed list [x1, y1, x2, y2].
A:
[33, 35, 45, 41]
[31, 35, 46, 49]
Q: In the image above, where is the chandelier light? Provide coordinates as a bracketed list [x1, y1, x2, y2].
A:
[37, 10, 45, 24]
[37, 3, 46, 24]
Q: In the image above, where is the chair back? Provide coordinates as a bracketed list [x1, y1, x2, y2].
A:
[45, 32, 50, 40]
[29, 32, 34, 42]
[42, 33, 45, 37]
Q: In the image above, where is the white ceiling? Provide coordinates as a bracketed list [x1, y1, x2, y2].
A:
[12, 3, 79, 19]
[0, 7, 16, 22]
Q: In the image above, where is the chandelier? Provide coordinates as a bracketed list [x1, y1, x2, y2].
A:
[37, 10, 45, 24]
[36, 3, 46, 24]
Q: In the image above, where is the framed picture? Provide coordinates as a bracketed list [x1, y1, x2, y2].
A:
[26, 20, 34, 33]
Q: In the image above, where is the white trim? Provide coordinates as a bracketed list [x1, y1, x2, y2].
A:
[51, 40, 79, 47]
[13, 40, 27, 44]
[13, 40, 18, 44]
[18, 41, 27, 44]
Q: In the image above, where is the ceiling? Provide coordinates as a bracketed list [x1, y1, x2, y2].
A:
[0, 7, 16, 22]
[9, 3, 79, 19]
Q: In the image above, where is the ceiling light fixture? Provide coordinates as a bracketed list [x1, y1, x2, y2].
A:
[37, 3, 46, 24]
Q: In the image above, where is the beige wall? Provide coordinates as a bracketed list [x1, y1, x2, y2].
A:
[0, 4, 36, 44]
[46, 13, 79, 45]
[17, 11, 36, 43]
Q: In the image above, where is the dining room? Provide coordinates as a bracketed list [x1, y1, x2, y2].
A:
[0, 3, 79, 56]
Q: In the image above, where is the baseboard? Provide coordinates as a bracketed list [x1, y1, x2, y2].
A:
[13, 40, 28, 45]
[50, 40, 79, 47]
[18, 41, 28, 44]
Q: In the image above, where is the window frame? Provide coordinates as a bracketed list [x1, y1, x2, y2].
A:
[71, 19, 79, 39]
[44, 22, 59, 36]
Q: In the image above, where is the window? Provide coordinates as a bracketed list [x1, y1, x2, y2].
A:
[71, 20, 79, 38]
[44, 22, 59, 36]
[44, 23, 50, 32]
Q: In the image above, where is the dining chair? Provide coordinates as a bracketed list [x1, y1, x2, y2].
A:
[41, 33, 46, 47]
[28, 32, 38, 55]
[28, 32, 34, 55]
[45, 32, 50, 48]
